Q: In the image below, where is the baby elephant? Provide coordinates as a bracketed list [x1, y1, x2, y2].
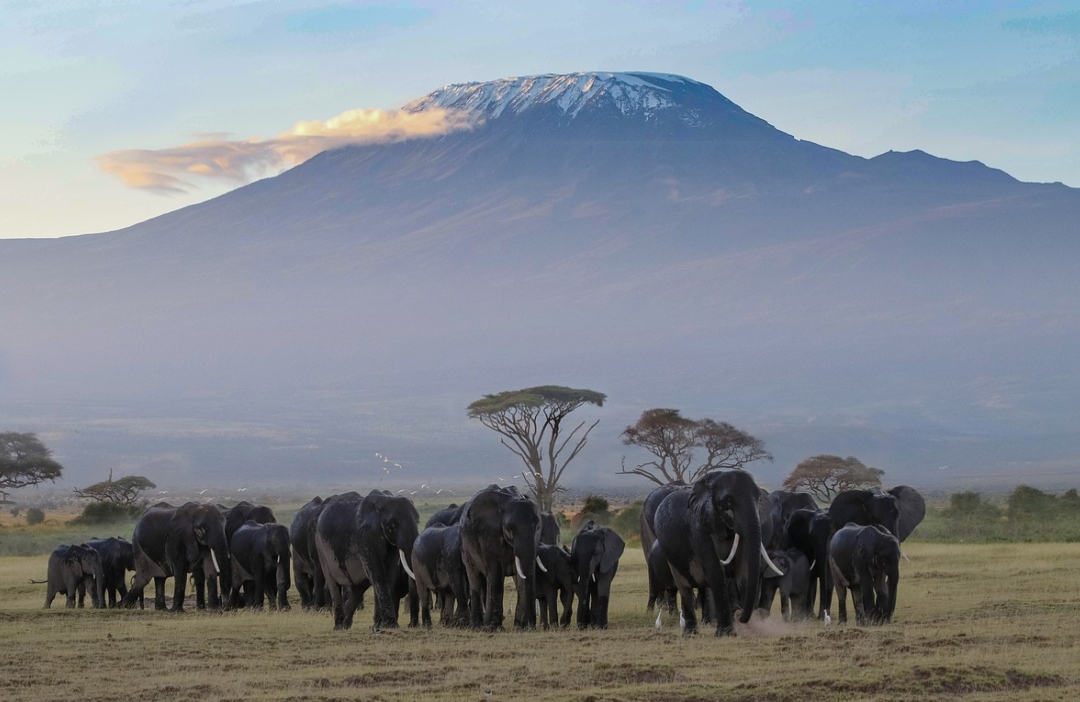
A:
[536, 544, 575, 629]
[43, 544, 104, 609]
[759, 547, 811, 621]
[828, 523, 901, 625]
[570, 521, 625, 629]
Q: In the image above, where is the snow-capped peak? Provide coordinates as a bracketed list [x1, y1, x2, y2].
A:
[404, 72, 712, 123]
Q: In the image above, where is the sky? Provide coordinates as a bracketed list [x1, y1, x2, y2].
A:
[2, 0, 1078, 239]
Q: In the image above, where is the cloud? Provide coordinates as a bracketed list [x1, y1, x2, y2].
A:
[97, 107, 475, 194]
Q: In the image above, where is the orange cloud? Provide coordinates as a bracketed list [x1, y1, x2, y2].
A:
[97, 107, 475, 194]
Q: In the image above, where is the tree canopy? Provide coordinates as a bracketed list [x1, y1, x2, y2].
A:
[467, 385, 606, 512]
[74, 470, 157, 507]
[0, 432, 64, 502]
[781, 454, 884, 503]
[617, 408, 771, 485]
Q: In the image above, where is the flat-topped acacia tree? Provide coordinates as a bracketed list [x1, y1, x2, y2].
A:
[467, 386, 606, 512]
[0, 432, 64, 503]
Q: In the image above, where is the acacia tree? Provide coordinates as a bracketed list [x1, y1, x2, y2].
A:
[617, 408, 771, 485]
[782, 454, 884, 503]
[0, 432, 64, 502]
[467, 385, 606, 512]
[74, 469, 157, 507]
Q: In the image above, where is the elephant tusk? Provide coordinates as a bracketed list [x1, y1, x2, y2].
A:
[901, 549, 910, 562]
[809, 559, 816, 572]
[592, 573, 597, 583]
[719, 533, 740, 565]
[399, 550, 417, 581]
[515, 556, 527, 580]
[760, 543, 784, 577]
[535, 556, 548, 573]
[210, 549, 220, 575]
[655, 609, 662, 629]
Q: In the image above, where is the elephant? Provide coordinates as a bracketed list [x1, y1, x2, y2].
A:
[42, 543, 104, 609]
[411, 523, 469, 628]
[459, 484, 542, 630]
[639, 482, 686, 613]
[785, 507, 835, 619]
[122, 501, 232, 611]
[540, 511, 561, 546]
[230, 520, 291, 609]
[765, 490, 818, 550]
[758, 547, 811, 622]
[828, 523, 901, 625]
[86, 536, 136, 608]
[653, 471, 785, 636]
[315, 490, 420, 630]
[425, 503, 463, 528]
[829, 486, 925, 542]
[221, 500, 277, 541]
[569, 521, 625, 629]
[536, 544, 574, 629]
[290, 496, 330, 610]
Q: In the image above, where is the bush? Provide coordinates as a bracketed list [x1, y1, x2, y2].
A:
[608, 501, 643, 544]
[582, 494, 610, 515]
[25, 507, 45, 525]
[70, 501, 143, 525]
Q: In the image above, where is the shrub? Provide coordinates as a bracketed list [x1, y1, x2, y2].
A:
[25, 507, 45, 525]
[70, 501, 143, 525]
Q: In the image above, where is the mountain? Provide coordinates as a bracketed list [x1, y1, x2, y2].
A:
[2, 71, 1078, 494]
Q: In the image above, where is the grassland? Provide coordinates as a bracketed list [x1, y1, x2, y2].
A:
[2, 533, 1079, 702]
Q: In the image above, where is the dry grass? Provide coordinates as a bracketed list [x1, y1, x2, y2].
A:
[1, 542, 1078, 701]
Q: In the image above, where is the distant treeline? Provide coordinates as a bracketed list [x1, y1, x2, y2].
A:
[914, 485, 1080, 543]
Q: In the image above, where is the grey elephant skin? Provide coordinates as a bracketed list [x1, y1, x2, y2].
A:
[290, 496, 330, 610]
[536, 543, 574, 629]
[412, 522, 469, 627]
[639, 482, 685, 614]
[829, 523, 901, 625]
[759, 547, 811, 621]
[123, 501, 232, 611]
[43, 543, 104, 609]
[829, 487, 925, 542]
[220, 501, 278, 607]
[766, 490, 818, 550]
[86, 536, 135, 608]
[315, 490, 420, 630]
[785, 507, 834, 619]
[460, 484, 541, 630]
[653, 471, 773, 636]
[570, 522, 625, 629]
[230, 520, 291, 609]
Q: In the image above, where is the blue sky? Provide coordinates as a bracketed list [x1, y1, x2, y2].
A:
[2, 0, 1077, 238]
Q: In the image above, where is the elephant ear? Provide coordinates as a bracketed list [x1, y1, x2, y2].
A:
[887, 486, 926, 542]
[599, 530, 625, 574]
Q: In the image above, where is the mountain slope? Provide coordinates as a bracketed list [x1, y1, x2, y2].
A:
[1, 72, 1077, 491]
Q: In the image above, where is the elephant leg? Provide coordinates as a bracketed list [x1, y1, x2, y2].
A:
[171, 568, 189, 612]
[780, 591, 791, 622]
[252, 576, 266, 610]
[677, 585, 698, 635]
[834, 582, 849, 624]
[559, 586, 573, 628]
[464, 563, 486, 630]
[327, 582, 346, 629]
[341, 585, 363, 630]
[294, 563, 312, 609]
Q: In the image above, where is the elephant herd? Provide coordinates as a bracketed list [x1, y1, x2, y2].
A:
[38, 474, 922, 636]
[37, 484, 627, 633]
[642, 472, 925, 634]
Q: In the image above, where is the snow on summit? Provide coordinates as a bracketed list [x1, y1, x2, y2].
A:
[404, 72, 709, 123]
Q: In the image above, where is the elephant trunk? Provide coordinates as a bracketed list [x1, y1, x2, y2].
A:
[513, 533, 537, 628]
[210, 532, 231, 609]
[735, 506, 763, 625]
[277, 553, 291, 608]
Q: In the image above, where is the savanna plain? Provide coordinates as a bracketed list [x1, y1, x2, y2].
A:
[1, 505, 1078, 702]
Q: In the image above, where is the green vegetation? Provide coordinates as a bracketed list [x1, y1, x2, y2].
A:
[913, 486, 1080, 543]
[782, 454, 884, 503]
[0, 432, 64, 502]
[24, 507, 45, 525]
